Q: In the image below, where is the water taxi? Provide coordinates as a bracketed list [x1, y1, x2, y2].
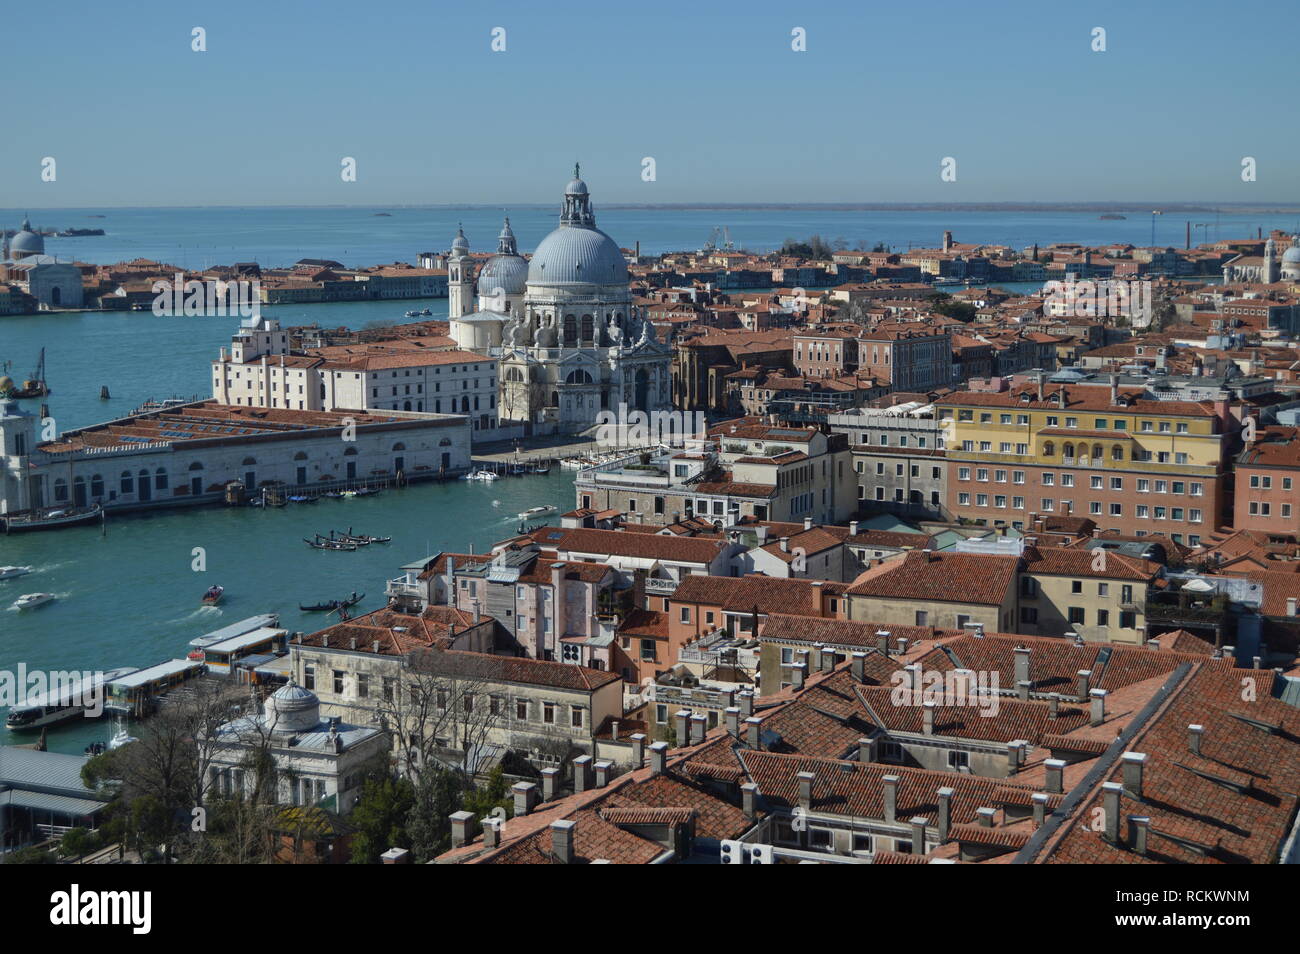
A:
[12, 592, 56, 610]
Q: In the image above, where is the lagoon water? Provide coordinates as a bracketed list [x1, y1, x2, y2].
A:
[7, 205, 1300, 272]
[3, 203, 1298, 753]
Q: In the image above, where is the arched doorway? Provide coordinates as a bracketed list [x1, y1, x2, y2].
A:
[634, 368, 650, 411]
[137, 469, 152, 502]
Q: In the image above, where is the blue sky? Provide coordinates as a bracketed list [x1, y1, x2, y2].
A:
[4, 0, 1297, 207]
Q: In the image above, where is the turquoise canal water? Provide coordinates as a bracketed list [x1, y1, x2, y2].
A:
[0, 299, 575, 755]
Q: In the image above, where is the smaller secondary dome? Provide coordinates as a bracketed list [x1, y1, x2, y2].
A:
[262, 681, 321, 734]
[477, 255, 529, 296]
[1282, 243, 1300, 264]
[450, 224, 469, 255]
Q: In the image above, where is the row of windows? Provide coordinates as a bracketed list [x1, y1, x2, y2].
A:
[958, 468, 1203, 495]
[957, 492, 1204, 522]
[1248, 475, 1293, 490]
[956, 409, 1192, 434]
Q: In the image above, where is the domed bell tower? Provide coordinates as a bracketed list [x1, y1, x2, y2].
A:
[448, 224, 473, 319]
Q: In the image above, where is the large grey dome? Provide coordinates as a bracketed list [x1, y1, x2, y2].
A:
[528, 226, 627, 286]
[10, 217, 44, 258]
[1282, 242, 1300, 264]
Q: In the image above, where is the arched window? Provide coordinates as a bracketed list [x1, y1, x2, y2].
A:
[1043, 441, 1055, 457]
[1092, 444, 1103, 460]
[293, 451, 308, 461]
[91, 474, 105, 497]
[1111, 445, 1124, 461]
[505, 366, 524, 383]
[154, 468, 168, 490]
[392, 442, 406, 452]
[344, 447, 358, 456]
[241, 456, 256, 466]
[563, 314, 577, 346]
[1063, 443, 1075, 459]
[565, 369, 593, 385]
[54, 478, 68, 502]
[188, 462, 204, 471]
[580, 314, 594, 343]
[121, 470, 134, 494]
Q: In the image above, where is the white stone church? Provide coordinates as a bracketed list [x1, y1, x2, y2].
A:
[448, 167, 672, 434]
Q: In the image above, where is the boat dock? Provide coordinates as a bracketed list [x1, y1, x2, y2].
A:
[470, 433, 667, 475]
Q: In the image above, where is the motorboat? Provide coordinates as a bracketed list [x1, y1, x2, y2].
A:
[13, 592, 55, 610]
[0, 566, 33, 581]
[202, 585, 225, 606]
[518, 505, 556, 520]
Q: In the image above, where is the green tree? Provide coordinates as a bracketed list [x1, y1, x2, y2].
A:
[350, 774, 415, 864]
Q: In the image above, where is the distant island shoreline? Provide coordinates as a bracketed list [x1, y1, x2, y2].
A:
[4, 202, 1300, 214]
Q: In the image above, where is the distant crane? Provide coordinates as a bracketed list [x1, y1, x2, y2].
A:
[701, 226, 735, 254]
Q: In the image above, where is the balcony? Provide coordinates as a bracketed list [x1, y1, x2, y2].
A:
[644, 577, 679, 596]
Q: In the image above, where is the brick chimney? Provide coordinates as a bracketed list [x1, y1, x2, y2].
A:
[595, 759, 614, 788]
[541, 767, 560, 801]
[936, 786, 954, 841]
[689, 713, 707, 746]
[724, 706, 741, 738]
[512, 781, 537, 816]
[797, 771, 815, 809]
[1101, 782, 1122, 841]
[1089, 688, 1108, 726]
[790, 662, 806, 690]
[550, 819, 576, 864]
[1044, 759, 1065, 794]
[648, 741, 668, 776]
[572, 755, 592, 793]
[851, 651, 867, 682]
[882, 775, 899, 823]
[449, 810, 477, 848]
[1121, 751, 1148, 799]
[1031, 792, 1049, 829]
[1014, 645, 1031, 687]
[1128, 815, 1151, 856]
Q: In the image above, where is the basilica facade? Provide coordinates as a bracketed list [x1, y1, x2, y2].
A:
[448, 168, 672, 434]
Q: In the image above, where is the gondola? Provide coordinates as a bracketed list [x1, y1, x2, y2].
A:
[299, 591, 364, 612]
[303, 537, 357, 551]
[336, 527, 391, 545]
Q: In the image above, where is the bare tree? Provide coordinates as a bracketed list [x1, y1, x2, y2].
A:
[376, 649, 506, 779]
